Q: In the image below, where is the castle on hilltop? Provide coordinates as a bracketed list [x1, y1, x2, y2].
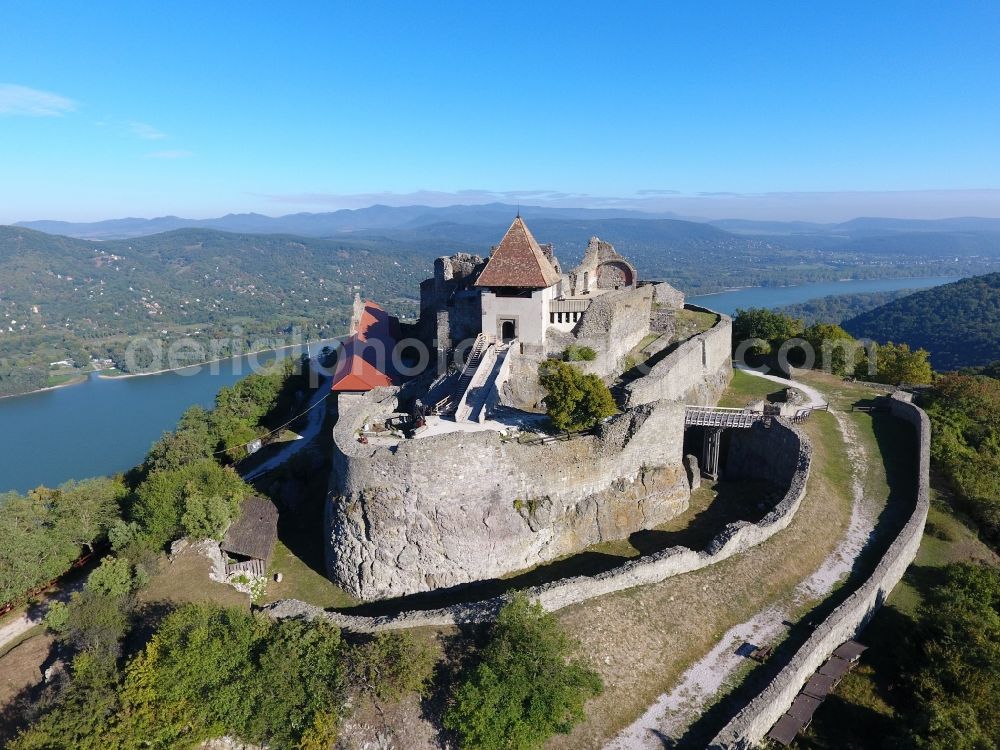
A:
[326, 217, 733, 600]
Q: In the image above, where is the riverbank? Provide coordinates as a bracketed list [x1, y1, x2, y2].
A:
[95, 339, 338, 381]
[0, 337, 342, 403]
[0, 372, 88, 401]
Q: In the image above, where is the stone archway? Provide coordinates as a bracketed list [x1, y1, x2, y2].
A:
[596, 261, 635, 289]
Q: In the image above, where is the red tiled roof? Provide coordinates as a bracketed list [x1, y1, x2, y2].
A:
[475, 217, 561, 289]
[331, 300, 399, 392]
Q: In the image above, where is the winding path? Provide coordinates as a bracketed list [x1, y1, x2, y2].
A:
[242, 373, 332, 481]
[604, 371, 869, 748]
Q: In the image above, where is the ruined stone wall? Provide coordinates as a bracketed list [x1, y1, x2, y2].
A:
[708, 394, 930, 749]
[276, 419, 811, 631]
[545, 285, 654, 381]
[625, 305, 733, 407]
[327, 391, 690, 600]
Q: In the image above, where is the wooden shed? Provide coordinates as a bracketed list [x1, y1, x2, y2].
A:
[220, 497, 279, 577]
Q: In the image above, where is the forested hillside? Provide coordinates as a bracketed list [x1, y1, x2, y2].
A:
[844, 273, 1000, 370]
[774, 289, 915, 326]
[4, 218, 1000, 396]
[0, 227, 430, 394]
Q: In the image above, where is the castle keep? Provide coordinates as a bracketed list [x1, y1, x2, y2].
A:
[326, 217, 733, 600]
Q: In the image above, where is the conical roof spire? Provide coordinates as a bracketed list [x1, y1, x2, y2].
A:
[474, 216, 560, 288]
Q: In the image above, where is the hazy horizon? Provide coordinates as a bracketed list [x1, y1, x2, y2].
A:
[10, 188, 1000, 227]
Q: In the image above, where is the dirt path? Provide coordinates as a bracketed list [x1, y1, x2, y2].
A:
[0, 579, 83, 654]
[604, 376, 874, 748]
[242, 373, 331, 481]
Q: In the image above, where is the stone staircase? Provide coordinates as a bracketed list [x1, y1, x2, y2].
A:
[454, 333, 488, 395]
[434, 334, 488, 416]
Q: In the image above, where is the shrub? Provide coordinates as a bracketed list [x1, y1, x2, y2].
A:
[444, 595, 602, 750]
[538, 359, 616, 432]
[563, 344, 597, 362]
[348, 631, 439, 703]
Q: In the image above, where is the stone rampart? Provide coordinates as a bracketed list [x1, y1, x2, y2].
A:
[708, 394, 930, 749]
[625, 305, 733, 407]
[276, 419, 810, 631]
[328, 391, 691, 600]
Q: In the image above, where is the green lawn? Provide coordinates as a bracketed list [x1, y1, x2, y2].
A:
[718, 368, 784, 407]
[45, 371, 84, 387]
[261, 540, 359, 609]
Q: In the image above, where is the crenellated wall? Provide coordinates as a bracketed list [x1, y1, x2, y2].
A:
[327, 390, 691, 600]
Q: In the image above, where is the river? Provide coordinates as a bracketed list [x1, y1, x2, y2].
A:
[0, 344, 334, 494]
[687, 275, 957, 315]
[0, 276, 958, 493]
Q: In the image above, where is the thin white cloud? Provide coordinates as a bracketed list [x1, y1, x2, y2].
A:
[129, 121, 167, 140]
[0, 83, 77, 116]
[145, 149, 193, 159]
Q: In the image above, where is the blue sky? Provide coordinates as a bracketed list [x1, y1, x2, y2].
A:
[2, 1, 999, 222]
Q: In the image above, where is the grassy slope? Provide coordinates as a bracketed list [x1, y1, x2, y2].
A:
[544, 373, 895, 749]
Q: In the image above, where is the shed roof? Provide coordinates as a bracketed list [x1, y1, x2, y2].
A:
[767, 713, 804, 746]
[786, 693, 822, 724]
[802, 673, 839, 699]
[474, 217, 561, 289]
[221, 497, 279, 561]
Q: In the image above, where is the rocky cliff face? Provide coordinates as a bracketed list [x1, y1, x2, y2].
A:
[327, 396, 689, 600]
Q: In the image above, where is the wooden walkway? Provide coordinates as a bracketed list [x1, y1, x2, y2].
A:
[684, 406, 762, 429]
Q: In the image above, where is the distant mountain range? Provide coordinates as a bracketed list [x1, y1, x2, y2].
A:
[18, 203, 1000, 243]
[15, 203, 682, 240]
[844, 272, 1000, 370]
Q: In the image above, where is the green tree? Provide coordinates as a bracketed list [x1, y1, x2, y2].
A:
[348, 631, 439, 703]
[904, 564, 1000, 748]
[130, 459, 249, 549]
[803, 323, 858, 375]
[923, 374, 1000, 547]
[866, 341, 933, 385]
[538, 359, 616, 432]
[732, 308, 803, 356]
[0, 477, 125, 608]
[444, 595, 603, 750]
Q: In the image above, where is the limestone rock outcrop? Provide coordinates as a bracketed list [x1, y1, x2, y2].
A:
[327, 394, 689, 600]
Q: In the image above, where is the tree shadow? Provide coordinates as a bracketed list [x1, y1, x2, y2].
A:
[0, 639, 65, 746]
[419, 621, 486, 748]
[251, 402, 338, 580]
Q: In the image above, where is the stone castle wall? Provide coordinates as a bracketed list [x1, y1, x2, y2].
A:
[272, 418, 810, 632]
[546, 285, 654, 381]
[328, 389, 690, 600]
[625, 305, 733, 407]
[708, 393, 930, 749]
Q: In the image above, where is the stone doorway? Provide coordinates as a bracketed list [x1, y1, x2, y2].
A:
[500, 319, 516, 341]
